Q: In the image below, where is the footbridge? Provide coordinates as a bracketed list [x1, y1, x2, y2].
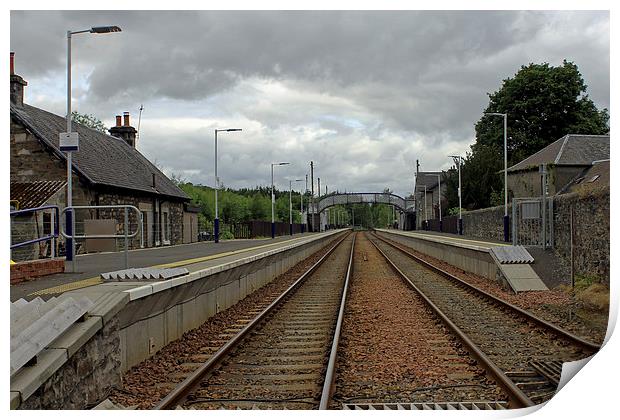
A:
[307, 192, 415, 213]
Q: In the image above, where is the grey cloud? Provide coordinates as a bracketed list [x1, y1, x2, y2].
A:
[10, 10, 609, 196]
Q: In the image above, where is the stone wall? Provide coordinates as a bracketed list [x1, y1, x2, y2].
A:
[507, 165, 587, 199]
[553, 188, 609, 284]
[169, 201, 184, 245]
[19, 316, 122, 410]
[10, 119, 66, 182]
[461, 204, 510, 242]
[10, 214, 37, 261]
[459, 189, 609, 284]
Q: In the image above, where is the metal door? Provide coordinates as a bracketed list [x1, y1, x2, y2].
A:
[512, 197, 554, 248]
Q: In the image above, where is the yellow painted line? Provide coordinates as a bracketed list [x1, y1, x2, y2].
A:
[154, 236, 306, 269]
[28, 235, 315, 296]
[29, 277, 102, 297]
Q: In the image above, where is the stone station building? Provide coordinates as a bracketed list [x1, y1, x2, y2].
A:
[10, 53, 194, 257]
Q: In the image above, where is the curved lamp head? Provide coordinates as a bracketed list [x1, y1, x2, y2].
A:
[90, 26, 122, 33]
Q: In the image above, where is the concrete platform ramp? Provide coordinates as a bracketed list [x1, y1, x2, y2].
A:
[490, 246, 548, 292]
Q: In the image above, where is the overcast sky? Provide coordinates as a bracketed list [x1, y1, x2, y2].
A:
[10, 10, 610, 197]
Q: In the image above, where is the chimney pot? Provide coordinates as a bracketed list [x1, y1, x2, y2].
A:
[10, 52, 27, 106]
[109, 112, 137, 148]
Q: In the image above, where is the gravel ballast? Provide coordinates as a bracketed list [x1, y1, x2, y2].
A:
[332, 233, 506, 407]
[109, 235, 344, 409]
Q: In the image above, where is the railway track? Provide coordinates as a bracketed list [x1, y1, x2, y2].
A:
[333, 233, 507, 409]
[155, 232, 355, 409]
[151, 228, 599, 410]
[368, 231, 599, 408]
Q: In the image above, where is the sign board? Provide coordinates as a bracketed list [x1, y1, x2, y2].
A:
[521, 201, 540, 220]
[59, 132, 79, 152]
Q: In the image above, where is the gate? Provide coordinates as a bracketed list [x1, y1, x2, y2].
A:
[511, 197, 553, 248]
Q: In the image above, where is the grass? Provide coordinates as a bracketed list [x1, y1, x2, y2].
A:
[559, 274, 610, 312]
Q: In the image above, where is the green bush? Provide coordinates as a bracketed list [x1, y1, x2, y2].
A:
[220, 230, 235, 240]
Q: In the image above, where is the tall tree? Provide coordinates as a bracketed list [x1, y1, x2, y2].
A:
[71, 111, 107, 133]
[453, 60, 609, 210]
[475, 60, 608, 164]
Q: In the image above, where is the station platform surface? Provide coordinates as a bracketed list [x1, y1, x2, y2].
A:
[383, 230, 509, 251]
[10, 232, 330, 302]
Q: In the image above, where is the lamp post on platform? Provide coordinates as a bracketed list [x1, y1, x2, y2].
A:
[485, 112, 509, 242]
[214, 128, 242, 243]
[64, 26, 121, 272]
[289, 179, 304, 235]
[271, 162, 290, 238]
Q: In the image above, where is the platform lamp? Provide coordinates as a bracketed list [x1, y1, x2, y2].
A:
[271, 162, 290, 238]
[65, 26, 121, 272]
[485, 112, 509, 242]
[214, 128, 242, 243]
[449, 155, 464, 235]
[289, 179, 304, 236]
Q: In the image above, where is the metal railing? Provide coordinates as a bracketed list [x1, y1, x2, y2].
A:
[10, 205, 60, 259]
[61, 205, 143, 272]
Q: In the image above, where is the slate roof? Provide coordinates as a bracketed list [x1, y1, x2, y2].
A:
[563, 159, 610, 194]
[11, 103, 189, 201]
[415, 171, 442, 191]
[10, 180, 66, 209]
[507, 134, 610, 172]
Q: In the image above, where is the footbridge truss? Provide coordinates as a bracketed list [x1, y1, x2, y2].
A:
[307, 192, 415, 214]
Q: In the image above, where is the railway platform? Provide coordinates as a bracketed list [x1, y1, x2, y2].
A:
[10, 229, 348, 409]
[375, 229, 548, 293]
[11, 232, 321, 301]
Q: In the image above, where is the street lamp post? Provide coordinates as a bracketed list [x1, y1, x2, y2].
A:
[485, 112, 509, 242]
[449, 155, 464, 235]
[271, 162, 290, 238]
[289, 179, 303, 236]
[214, 128, 242, 243]
[65, 26, 121, 272]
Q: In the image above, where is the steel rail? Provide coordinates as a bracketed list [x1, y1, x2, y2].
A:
[319, 232, 356, 409]
[371, 232, 600, 352]
[154, 231, 352, 410]
[366, 233, 534, 408]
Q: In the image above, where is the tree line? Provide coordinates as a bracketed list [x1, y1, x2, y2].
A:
[179, 183, 307, 227]
[180, 183, 401, 230]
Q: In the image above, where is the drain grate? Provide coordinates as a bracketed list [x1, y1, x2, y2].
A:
[343, 401, 509, 410]
[530, 360, 563, 386]
[101, 267, 189, 281]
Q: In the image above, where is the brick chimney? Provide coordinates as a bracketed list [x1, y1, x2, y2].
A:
[10, 52, 28, 107]
[109, 111, 137, 148]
